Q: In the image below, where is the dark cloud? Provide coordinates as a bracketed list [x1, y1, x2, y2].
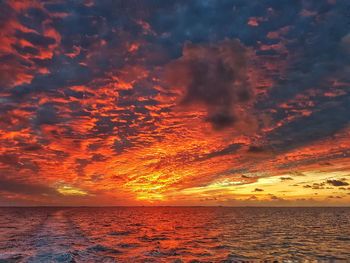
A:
[280, 177, 293, 181]
[267, 95, 350, 152]
[269, 194, 284, 201]
[277, 149, 350, 170]
[326, 179, 349, 187]
[15, 31, 56, 47]
[75, 158, 90, 176]
[0, 177, 58, 196]
[166, 40, 252, 129]
[247, 146, 265, 153]
[199, 143, 243, 160]
[328, 195, 342, 199]
[91, 154, 107, 162]
[34, 104, 60, 127]
[0, 153, 19, 166]
[304, 183, 326, 190]
[11, 56, 93, 98]
[257, 1, 350, 153]
[19, 7, 49, 31]
[0, 152, 40, 172]
[19, 143, 43, 152]
[253, 188, 264, 192]
[113, 138, 133, 154]
[12, 44, 40, 56]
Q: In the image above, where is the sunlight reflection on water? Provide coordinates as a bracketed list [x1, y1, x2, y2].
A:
[0, 207, 349, 262]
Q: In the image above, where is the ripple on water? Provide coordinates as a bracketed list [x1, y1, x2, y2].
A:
[108, 230, 132, 236]
[117, 242, 140, 248]
[0, 254, 24, 263]
[145, 248, 181, 257]
[27, 252, 75, 263]
[139, 234, 169, 242]
[87, 244, 121, 255]
[222, 253, 258, 262]
[1, 207, 350, 262]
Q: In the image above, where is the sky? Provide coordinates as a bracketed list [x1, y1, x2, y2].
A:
[0, 0, 349, 206]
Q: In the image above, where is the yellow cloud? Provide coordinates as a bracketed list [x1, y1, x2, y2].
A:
[57, 185, 88, 196]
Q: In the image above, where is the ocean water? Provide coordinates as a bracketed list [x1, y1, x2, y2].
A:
[0, 207, 349, 262]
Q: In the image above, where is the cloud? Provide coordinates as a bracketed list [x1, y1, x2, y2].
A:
[247, 146, 266, 153]
[11, 57, 93, 97]
[198, 143, 243, 160]
[326, 179, 349, 187]
[56, 185, 88, 196]
[280, 177, 293, 181]
[34, 103, 60, 127]
[0, 153, 19, 166]
[15, 31, 56, 48]
[166, 40, 252, 129]
[0, 0, 349, 206]
[0, 177, 58, 196]
[269, 194, 284, 201]
[328, 195, 342, 199]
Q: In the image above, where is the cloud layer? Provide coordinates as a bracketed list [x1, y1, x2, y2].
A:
[0, 0, 349, 205]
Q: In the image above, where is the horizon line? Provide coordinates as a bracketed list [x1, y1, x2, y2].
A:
[1, 205, 350, 208]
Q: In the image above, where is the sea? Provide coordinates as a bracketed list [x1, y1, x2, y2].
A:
[0, 207, 349, 262]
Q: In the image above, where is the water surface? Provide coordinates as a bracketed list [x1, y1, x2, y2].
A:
[0, 207, 349, 262]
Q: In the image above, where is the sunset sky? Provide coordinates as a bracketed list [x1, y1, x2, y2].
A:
[0, 0, 349, 206]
